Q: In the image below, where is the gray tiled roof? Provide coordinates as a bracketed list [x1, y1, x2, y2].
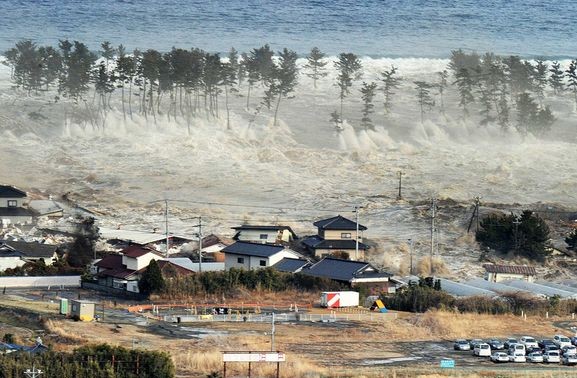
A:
[0, 240, 58, 258]
[302, 257, 390, 282]
[222, 241, 286, 257]
[313, 215, 367, 231]
[302, 236, 369, 250]
[0, 208, 36, 217]
[483, 264, 536, 275]
[0, 186, 26, 198]
[273, 258, 310, 273]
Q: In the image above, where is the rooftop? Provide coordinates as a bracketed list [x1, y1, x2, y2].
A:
[313, 215, 367, 231]
[0, 208, 36, 217]
[302, 257, 390, 282]
[483, 264, 537, 276]
[222, 241, 287, 258]
[273, 258, 311, 273]
[0, 185, 26, 198]
[121, 245, 162, 259]
[302, 235, 369, 250]
[0, 240, 59, 258]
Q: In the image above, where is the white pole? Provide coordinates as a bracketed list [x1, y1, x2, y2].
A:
[355, 205, 359, 260]
[430, 198, 436, 276]
[165, 199, 169, 257]
[271, 312, 276, 351]
[198, 216, 203, 272]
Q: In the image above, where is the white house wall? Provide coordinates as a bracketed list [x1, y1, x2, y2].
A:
[1, 197, 26, 208]
[225, 249, 300, 270]
[321, 230, 363, 241]
[236, 230, 289, 244]
[486, 272, 534, 283]
[122, 253, 162, 271]
[0, 257, 25, 271]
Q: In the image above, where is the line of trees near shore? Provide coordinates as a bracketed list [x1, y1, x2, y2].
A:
[3, 40, 576, 135]
[0, 344, 174, 378]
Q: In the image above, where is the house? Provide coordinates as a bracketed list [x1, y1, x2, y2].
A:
[166, 257, 225, 272]
[231, 225, 297, 245]
[484, 264, 537, 283]
[99, 227, 194, 253]
[222, 241, 302, 270]
[298, 257, 394, 293]
[302, 215, 369, 260]
[0, 185, 35, 227]
[199, 234, 233, 262]
[94, 245, 164, 293]
[0, 240, 59, 270]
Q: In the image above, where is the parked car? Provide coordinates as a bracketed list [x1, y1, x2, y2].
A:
[504, 338, 518, 349]
[454, 339, 471, 351]
[563, 354, 577, 366]
[509, 351, 526, 363]
[491, 351, 509, 363]
[488, 339, 505, 350]
[519, 336, 539, 350]
[543, 350, 561, 363]
[553, 335, 572, 349]
[539, 339, 555, 349]
[527, 351, 544, 363]
[545, 344, 560, 353]
[508, 343, 526, 356]
[562, 345, 577, 356]
[571, 336, 577, 346]
[469, 339, 483, 348]
[474, 343, 491, 357]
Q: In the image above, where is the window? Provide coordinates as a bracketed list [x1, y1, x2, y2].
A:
[7, 200, 17, 207]
[259, 234, 268, 240]
[237, 257, 245, 264]
[259, 260, 267, 267]
[341, 233, 352, 239]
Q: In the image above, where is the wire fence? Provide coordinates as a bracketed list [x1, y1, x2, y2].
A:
[164, 312, 397, 323]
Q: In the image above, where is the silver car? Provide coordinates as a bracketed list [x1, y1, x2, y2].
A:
[563, 354, 577, 366]
[454, 339, 471, 351]
[527, 351, 543, 363]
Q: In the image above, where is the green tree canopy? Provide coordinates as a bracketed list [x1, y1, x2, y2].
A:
[138, 259, 165, 296]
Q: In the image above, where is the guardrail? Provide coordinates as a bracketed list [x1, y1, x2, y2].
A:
[164, 312, 397, 323]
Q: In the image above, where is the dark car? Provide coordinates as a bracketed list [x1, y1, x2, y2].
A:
[539, 339, 556, 349]
[504, 338, 518, 349]
[488, 339, 505, 350]
[545, 344, 560, 352]
[571, 336, 577, 346]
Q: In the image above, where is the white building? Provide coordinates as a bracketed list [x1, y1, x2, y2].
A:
[231, 225, 297, 244]
[484, 264, 536, 283]
[222, 241, 302, 270]
[0, 185, 35, 227]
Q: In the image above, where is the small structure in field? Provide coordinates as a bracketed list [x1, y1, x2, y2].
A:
[483, 264, 536, 283]
[69, 299, 96, 321]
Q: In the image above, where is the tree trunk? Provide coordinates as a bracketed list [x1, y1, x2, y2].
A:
[273, 92, 282, 126]
[225, 84, 231, 130]
[121, 86, 126, 121]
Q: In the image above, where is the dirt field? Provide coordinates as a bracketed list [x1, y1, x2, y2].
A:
[3, 292, 577, 377]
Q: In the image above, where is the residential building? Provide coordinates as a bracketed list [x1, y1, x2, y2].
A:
[484, 264, 537, 283]
[199, 234, 233, 262]
[302, 215, 369, 260]
[298, 257, 394, 293]
[0, 240, 59, 270]
[232, 225, 297, 244]
[0, 185, 35, 227]
[222, 241, 302, 270]
[273, 258, 311, 273]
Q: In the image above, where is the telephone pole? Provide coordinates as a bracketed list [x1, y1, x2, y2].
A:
[408, 238, 414, 275]
[430, 198, 437, 276]
[397, 171, 403, 200]
[513, 216, 521, 253]
[198, 216, 203, 272]
[165, 199, 170, 257]
[354, 205, 361, 260]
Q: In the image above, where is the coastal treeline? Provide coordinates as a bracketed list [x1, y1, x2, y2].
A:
[3, 40, 575, 135]
[0, 344, 174, 378]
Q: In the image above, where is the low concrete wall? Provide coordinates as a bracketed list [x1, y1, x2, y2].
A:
[0, 276, 81, 288]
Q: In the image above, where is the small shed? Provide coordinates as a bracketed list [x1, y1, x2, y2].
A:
[69, 299, 96, 321]
[483, 264, 536, 283]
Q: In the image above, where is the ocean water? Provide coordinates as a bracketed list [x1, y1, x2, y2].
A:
[1, 0, 576, 58]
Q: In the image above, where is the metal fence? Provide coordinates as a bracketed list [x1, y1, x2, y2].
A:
[164, 312, 397, 323]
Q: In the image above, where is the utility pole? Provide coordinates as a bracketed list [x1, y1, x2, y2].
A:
[165, 199, 170, 257]
[24, 365, 43, 378]
[513, 216, 521, 253]
[397, 171, 403, 200]
[354, 205, 361, 260]
[408, 238, 414, 275]
[271, 312, 276, 351]
[430, 198, 436, 276]
[198, 216, 203, 273]
[467, 196, 481, 233]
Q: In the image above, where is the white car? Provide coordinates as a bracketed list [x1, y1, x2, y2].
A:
[562, 345, 577, 356]
[474, 343, 491, 357]
[544, 350, 561, 363]
[553, 335, 572, 349]
[491, 351, 509, 363]
[527, 351, 543, 363]
[519, 336, 539, 350]
[563, 354, 577, 366]
[509, 351, 526, 363]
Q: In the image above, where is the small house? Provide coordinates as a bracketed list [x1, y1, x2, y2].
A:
[0, 240, 59, 270]
[484, 264, 537, 283]
[302, 215, 369, 260]
[0, 185, 35, 227]
[231, 225, 297, 245]
[222, 241, 303, 270]
[69, 299, 96, 321]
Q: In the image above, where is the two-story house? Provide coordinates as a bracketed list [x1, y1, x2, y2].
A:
[231, 225, 297, 245]
[94, 245, 165, 293]
[0, 185, 35, 227]
[302, 215, 369, 260]
[222, 241, 302, 270]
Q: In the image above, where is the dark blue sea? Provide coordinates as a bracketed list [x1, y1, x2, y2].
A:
[1, 0, 575, 58]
